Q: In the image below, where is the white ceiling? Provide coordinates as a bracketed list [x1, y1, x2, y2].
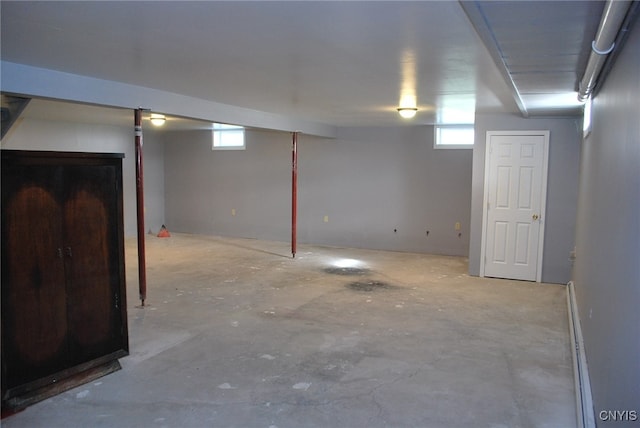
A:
[1, 1, 604, 130]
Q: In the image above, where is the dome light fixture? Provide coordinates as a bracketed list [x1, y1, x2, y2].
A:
[397, 107, 418, 119]
[150, 113, 166, 126]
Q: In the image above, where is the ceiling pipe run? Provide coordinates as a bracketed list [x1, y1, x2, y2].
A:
[578, 0, 633, 102]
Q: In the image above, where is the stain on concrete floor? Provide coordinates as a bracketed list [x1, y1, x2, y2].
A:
[346, 280, 397, 292]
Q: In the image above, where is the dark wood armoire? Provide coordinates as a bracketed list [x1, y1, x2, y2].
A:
[1, 150, 129, 411]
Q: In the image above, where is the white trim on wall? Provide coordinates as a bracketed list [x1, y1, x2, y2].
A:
[567, 281, 596, 428]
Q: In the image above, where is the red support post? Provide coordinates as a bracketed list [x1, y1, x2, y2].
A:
[291, 132, 298, 258]
[134, 108, 147, 306]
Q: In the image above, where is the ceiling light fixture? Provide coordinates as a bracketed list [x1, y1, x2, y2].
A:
[397, 107, 418, 119]
[150, 114, 166, 126]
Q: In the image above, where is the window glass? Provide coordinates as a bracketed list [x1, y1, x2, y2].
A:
[213, 123, 245, 150]
[434, 125, 474, 149]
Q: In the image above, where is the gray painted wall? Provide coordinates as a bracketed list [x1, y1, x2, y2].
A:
[1, 117, 165, 237]
[164, 125, 472, 256]
[299, 127, 472, 255]
[572, 21, 640, 424]
[164, 129, 291, 241]
[468, 113, 581, 284]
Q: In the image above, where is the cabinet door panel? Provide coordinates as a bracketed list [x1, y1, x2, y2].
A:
[2, 151, 127, 405]
[63, 165, 124, 364]
[1, 165, 68, 389]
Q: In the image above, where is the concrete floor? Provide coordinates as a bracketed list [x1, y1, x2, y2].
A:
[3, 233, 576, 428]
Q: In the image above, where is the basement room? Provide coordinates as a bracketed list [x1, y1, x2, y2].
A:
[1, 1, 638, 427]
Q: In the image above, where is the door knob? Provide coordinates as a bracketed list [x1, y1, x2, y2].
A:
[532, 214, 539, 221]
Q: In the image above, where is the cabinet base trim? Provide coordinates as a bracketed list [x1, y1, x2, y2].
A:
[2, 359, 122, 413]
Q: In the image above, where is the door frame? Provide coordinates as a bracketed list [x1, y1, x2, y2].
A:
[480, 130, 550, 282]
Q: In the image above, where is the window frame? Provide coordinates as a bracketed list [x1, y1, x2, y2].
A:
[212, 123, 246, 151]
[434, 125, 475, 150]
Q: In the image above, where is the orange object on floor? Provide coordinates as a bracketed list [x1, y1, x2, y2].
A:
[157, 225, 171, 238]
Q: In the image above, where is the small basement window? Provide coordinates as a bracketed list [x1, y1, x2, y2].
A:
[434, 125, 474, 149]
[212, 123, 245, 150]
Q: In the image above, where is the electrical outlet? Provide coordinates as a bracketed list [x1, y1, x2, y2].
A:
[323, 215, 329, 223]
[231, 208, 236, 216]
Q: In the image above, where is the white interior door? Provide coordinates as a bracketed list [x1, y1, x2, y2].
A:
[482, 131, 549, 281]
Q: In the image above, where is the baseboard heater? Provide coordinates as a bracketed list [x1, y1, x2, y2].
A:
[567, 281, 596, 428]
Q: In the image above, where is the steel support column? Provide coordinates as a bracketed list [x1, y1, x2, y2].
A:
[134, 108, 147, 306]
[291, 132, 298, 258]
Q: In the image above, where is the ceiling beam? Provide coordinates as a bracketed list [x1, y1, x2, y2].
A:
[459, 1, 529, 118]
[0, 61, 337, 138]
